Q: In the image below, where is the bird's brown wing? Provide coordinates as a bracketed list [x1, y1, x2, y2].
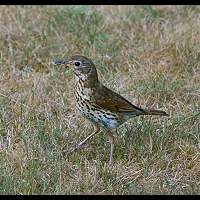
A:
[93, 84, 145, 114]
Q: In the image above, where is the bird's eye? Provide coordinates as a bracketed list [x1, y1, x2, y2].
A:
[74, 61, 81, 67]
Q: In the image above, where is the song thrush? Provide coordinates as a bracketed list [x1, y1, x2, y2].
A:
[53, 55, 168, 165]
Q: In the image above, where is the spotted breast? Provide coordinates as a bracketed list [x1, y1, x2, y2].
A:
[74, 78, 119, 129]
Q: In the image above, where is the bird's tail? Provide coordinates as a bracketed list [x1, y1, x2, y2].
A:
[142, 109, 169, 116]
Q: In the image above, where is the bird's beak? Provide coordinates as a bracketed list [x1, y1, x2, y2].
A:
[52, 59, 72, 67]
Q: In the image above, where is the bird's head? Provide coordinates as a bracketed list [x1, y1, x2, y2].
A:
[53, 55, 98, 81]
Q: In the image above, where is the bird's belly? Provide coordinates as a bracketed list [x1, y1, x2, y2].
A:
[76, 103, 118, 129]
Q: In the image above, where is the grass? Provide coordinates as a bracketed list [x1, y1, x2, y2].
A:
[0, 5, 200, 194]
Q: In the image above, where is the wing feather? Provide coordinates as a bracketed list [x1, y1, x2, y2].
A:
[93, 85, 144, 114]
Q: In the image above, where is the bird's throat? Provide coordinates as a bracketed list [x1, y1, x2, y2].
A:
[75, 71, 99, 89]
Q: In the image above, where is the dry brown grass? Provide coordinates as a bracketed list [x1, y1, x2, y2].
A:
[0, 5, 199, 194]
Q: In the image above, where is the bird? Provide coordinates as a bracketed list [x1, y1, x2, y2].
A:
[53, 55, 169, 166]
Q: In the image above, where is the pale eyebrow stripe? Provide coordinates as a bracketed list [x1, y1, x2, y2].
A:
[82, 61, 90, 65]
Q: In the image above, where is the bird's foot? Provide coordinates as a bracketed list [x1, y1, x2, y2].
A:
[108, 160, 113, 168]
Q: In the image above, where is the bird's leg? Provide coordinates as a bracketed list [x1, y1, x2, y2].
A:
[107, 130, 114, 166]
[74, 124, 100, 151]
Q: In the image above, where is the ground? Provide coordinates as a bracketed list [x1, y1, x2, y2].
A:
[0, 5, 199, 194]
